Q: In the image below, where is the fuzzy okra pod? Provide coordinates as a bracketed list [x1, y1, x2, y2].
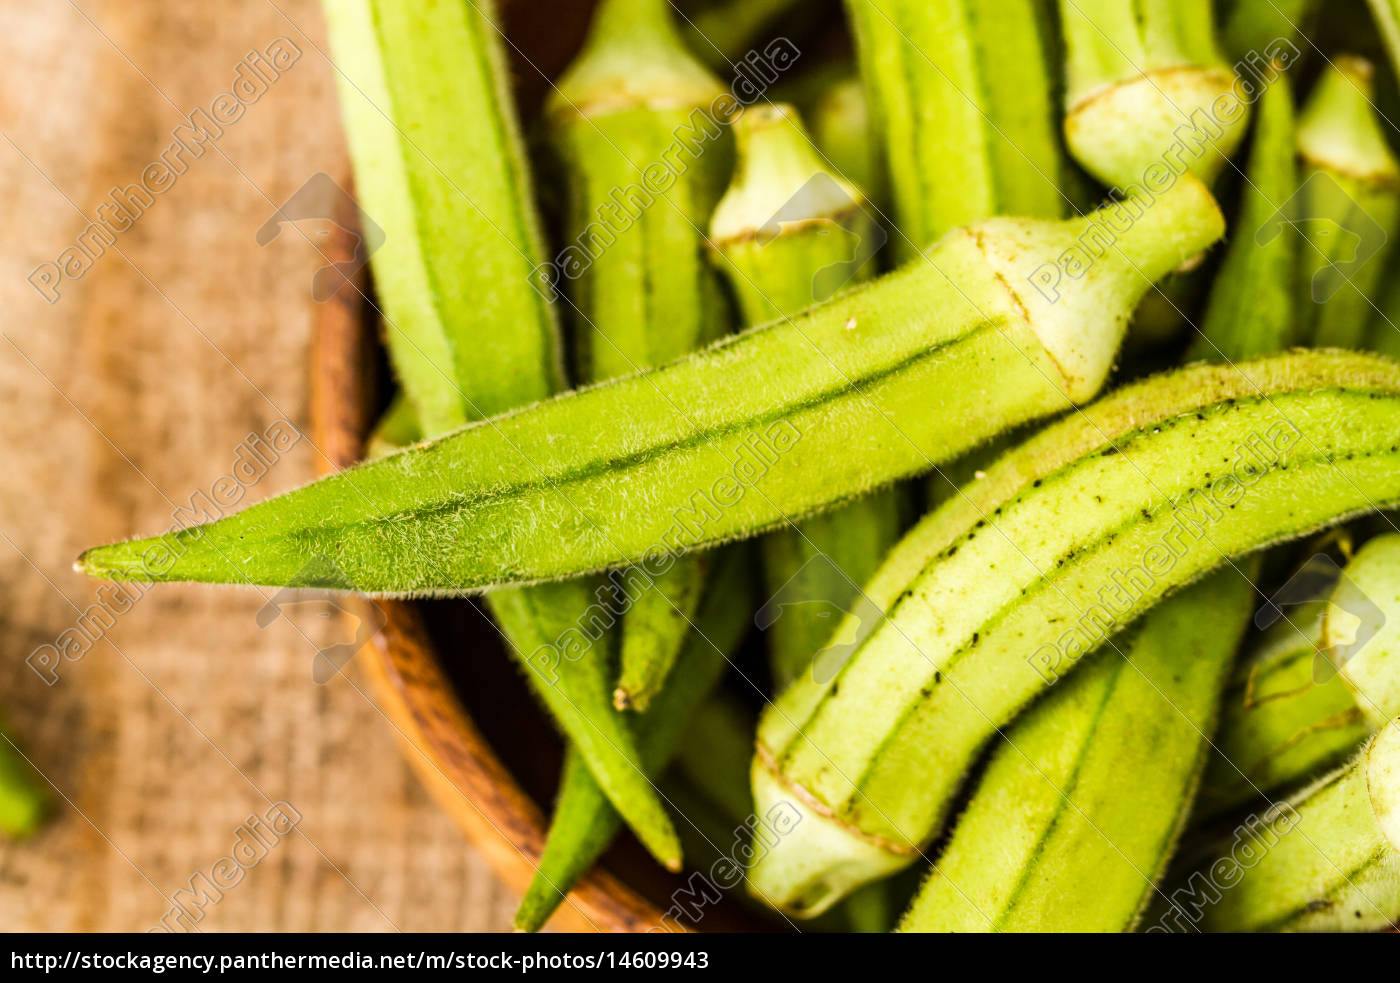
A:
[322, 0, 679, 866]
[546, 0, 733, 712]
[1160, 718, 1400, 932]
[898, 569, 1255, 932]
[320, 0, 563, 434]
[513, 547, 754, 933]
[1185, 70, 1297, 361]
[901, 74, 1299, 930]
[846, 0, 1065, 258]
[1059, 0, 1253, 192]
[748, 350, 1400, 916]
[78, 178, 1224, 594]
[1198, 602, 1365, 821]
[1199, 532, 1400, 821]
[1293, 56, 1400, 349]
[708, 103, 904, 690]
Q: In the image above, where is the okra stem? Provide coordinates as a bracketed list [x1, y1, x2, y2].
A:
[547, 0, 733, 712]
[1294, 55, 1400, 349]
[847, 0, 1066, 257]
[709, 103, 905, 691]
[749, 350, 1400, 915]
[898, 569, 1255, 932]
[1164, 718, 1400, 932]
[513, 548, 754, 932]
[323, 0, 678, 866]
[1060, 0, 1251, 190]
[79, 179, 1224, 593]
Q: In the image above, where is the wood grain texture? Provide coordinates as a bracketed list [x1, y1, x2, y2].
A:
[0, 0, 525, 932]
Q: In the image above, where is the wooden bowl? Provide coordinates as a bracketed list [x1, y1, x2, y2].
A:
[306, 2, 767, 932]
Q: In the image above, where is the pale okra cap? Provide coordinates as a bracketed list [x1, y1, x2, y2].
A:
[546, 0, 728, 124]
[708, 103, 867, 245]
[1296, 55, 1400, 186]
[1322, 533, 1400, 727]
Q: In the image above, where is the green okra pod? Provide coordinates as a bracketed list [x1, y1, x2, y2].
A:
[681, 0, 805, 73]
[365, 393, 422, 461]
[513, 546, 754, 933]
[1059, 0, 1254, 191]
[321, 0, 563, 434]
[748, 350, 1400, 916]
[1202, 531, 1400, 822]
[1186, 69, 1298, 361]
[1368, 0, 1400, 80]
[1220, 0, 1317, 62]
[674, 693, 758, 828]
[1293, 55, 1400, 349]
[323, 0, 678, 866]
[846, 0, 1065, 258]
[546, 0, 733, 712]
[898, 568, 1255, 932]
[902, 76, 1298, 927]
[0, 722, 50, 839]
[1198, 600, 1365, 821]
[708, 102, 904, 691]
[1365, 258, 1400, 358]
[808, 75, 884, 209]
[79, 177, 1224, 594]
[1161, 718, 1400, 932]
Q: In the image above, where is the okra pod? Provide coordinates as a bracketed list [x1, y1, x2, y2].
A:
[1060, 0, 1252, 191]
[846, 0, 1066, 257]
[1366, 259, 1400, 358]
[546, 0, 733, 712]
[1162, 718, 1400, 932]
[1220, 0, 1316, 61]
[1186, 70, 1298, 361]
[0, 722, 49, 839]
[898, 569, 1255, 932]
[79, 178, 1224, 593]
[323, 0, 678, 866]
[749, 350, 1400, 915]
[902, 78, 1297, 928]
[808, 75, 884, 209]
[708, 103, 904, 690]
[1198, 600, 1367, 821]
[681, 0, 804, 73]
[321, 0, 563, 433]
[513, 547, 754, 933]
[674, 693, 758, 827]
[1368, 0, 1400, 80]
[1324, 533, 1400, 728]
[364, 393, 422, 461]
[1294, 55, 1400, 349]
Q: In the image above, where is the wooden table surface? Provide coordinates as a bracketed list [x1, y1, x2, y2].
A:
[0, 0, 524, 932]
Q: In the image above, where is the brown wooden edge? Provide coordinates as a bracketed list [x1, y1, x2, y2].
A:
[306, 187, 670, 933]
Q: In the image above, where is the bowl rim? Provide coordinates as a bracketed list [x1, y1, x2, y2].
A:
[308, 186, 671, 934]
